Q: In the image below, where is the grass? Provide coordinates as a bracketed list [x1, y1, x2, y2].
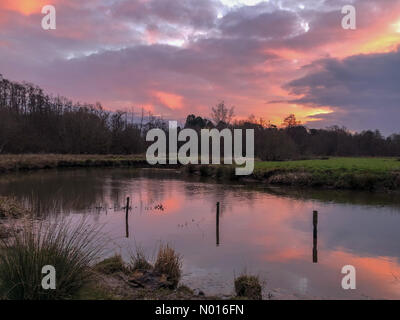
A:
[130, 248, 153, 272]
[234, 273, 262, 300]
[0, 196, 28, 218]
[92, 245, 184, 297]
[0, 218, 104, 300]
[75, 281, 119, 300]
[94, 255, 129, 275]
[3, 154, 399, 191]
[254, 157, 400, 174]
[154, 244, 182, 288]
[185, 157, 400, 191]
[0, 154, 146, 174]
[252, 157, 400, 191]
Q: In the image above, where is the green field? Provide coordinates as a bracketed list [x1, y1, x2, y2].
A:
[254, 157, 400, 174]
[248, 157, 400, 191]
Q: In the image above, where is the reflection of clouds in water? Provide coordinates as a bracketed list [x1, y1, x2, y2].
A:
[1, 168, 400, 299]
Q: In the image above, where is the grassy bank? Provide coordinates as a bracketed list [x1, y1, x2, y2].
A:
[0, 216, 262, 300]
[0, 219, 104, 299]
[188, 157, 400, 191]
[254, 157, 400, 191]
[0, 154, 150, 174]
[2, 155, 399, 191]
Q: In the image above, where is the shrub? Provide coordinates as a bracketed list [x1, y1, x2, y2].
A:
[234, 274, 262, 300]
[154, 244, 182, 288]
[0, 218, 104, 300]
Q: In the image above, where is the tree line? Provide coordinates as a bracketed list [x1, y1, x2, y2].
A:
[1, 75, 399, 159]
[186, 103, 400, 160]
[0, 75, 156, 154]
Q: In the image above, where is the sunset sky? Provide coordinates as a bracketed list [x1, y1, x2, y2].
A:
[0, 0, 399, 134]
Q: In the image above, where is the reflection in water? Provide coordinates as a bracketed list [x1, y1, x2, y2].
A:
[216, 202, 220, 247]
[313, 211, 318, 264]
[1, 168, 400, 299]
[125, 197, 130, 239]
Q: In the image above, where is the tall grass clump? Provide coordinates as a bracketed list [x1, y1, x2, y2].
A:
[0, 218, 104, 300]
[130, 247, 152, 272]
[154, 244, 182, 288]
[234, 273, 262, 300]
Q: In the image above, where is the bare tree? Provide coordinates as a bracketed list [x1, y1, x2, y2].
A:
[211, 101, 235, 125]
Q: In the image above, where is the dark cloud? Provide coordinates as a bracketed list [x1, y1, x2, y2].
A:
[284, 47, 400, 134]
[112, 0, 220, 29]
[1, 0, 399, 131]
[218, 3, 300, 39]
[35, 36, 277, 117]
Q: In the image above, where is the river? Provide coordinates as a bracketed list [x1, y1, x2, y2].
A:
[1, 168, 400, 299]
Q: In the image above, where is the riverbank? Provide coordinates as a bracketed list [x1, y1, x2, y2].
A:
[0, 154, 151, 174]
[187, 157, 400, 191]
[78, 255, 224, 300]
[0, 212, 262, 300]
[1, 155, 400, 191]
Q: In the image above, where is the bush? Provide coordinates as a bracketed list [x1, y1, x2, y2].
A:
[0, 218, 104, 300]
[154, 244, 182, 288]
[234, 274, 262, 300]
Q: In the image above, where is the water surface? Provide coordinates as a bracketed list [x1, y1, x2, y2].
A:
[1, 168, 400, 299]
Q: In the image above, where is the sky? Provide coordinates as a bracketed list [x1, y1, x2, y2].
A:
[0, 0, 399, 134]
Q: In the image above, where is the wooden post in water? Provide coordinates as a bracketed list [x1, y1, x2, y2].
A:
[125, 197, 130, 238]
[216, 202, 220, 246]
[313, 210, 318, 263]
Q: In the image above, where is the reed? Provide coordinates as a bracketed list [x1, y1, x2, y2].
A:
[0, 218, 104, 300]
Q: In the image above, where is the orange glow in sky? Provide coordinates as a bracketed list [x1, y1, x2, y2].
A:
[1, 0, 50, 15]
[0, 0, 399, 131]
[154, 91, 184, 110]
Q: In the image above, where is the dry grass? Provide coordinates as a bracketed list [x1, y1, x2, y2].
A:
[0, 154, 146, 174]
[154, 244, 182, 288]
[130, 248, 152, 272]
[234, 274, 262, 300]
[0, 218, 105, 300]
[0, 196, 28, 218]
